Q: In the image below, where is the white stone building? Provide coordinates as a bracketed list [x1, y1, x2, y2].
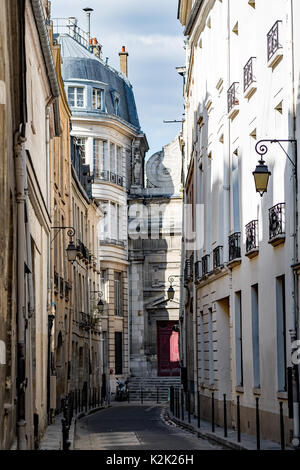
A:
[54, 19, 148, 395]
[178, 0, 300, 446]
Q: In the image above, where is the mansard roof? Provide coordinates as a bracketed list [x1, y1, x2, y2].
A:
[56, 34, 141, 130]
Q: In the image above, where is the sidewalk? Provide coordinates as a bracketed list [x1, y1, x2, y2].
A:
[166, 408, 291, 451]
[39, 404, 109, 450]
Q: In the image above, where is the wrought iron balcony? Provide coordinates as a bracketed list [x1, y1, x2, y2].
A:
[267, 20, 282, 63]
[243, 57, 257, 97]
[54, 270, 59, 294]
[227, 82, 239, 118]
[269, 203, 285, 246]
[184, 255, 194, 284]
[65, 281, 70, 302]
[229, 233, 241, 263]
[213, 246, 223, 270]
[245, 220, 259, 258]
[202, 255, 210, 277]
[93, 169, 123, 188]
[60, 276, 64, 298]
[195, 261, 201, 281]
[79, 312, 91, 330]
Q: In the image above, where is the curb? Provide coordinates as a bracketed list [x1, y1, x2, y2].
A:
[71, 404, 111, 450]
[165, 410, 248, 451]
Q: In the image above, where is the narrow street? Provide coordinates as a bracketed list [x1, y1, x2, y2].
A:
[74, 404, 224, 450]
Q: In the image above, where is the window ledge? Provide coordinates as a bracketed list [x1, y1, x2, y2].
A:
[253, 387, 261, 396]
[227, 258, 242, 269]
[236, 386, 244, 394]
[268, 235, 285, 247]
[277, 391, 288, 400]
[245, 249, 259, 259]
[268, 50, 283, 70]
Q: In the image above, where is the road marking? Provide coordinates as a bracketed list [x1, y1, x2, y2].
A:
[91, 432, 141, 449]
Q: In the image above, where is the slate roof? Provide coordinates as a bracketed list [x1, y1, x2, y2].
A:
[56, 34, 141, 130]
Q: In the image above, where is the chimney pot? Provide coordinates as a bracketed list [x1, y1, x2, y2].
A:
[119, 46, 129, 77]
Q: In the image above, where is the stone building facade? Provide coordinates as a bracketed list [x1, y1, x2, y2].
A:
[128, 136, 183, 392]
[178, 0, 300, 447]
[53, 19, 148, 395]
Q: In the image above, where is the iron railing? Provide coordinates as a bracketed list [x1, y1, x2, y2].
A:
[244, 57, 256, 92]
[65, 281, 70, 302]
[202, 255, 210, 276]
[79, 312, 91, 330]
[269, 203, 285, 241]
[229, 233, 241, 261]
[54, 271, 59, 293]
[60, 277, 64, 298]
[267, 20, 282, 62]
[227, 82, 239, 113]
[93, 169, 123, 187]
[246, 220, 259, 253]
[213, 246, 223, 269]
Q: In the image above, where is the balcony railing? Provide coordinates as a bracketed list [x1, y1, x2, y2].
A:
[269, 203, 285, 243]
[244, 57, 256, 93]
[229, 233, 241, 262]
[54, 271, 59, 294]
[79, 312, 91, 330]
[213, 246, 223, 270]
[60, 276, 64, 298]
[65, 281, 70, 302]
[202, 255, 210, 277]
[184, 255, 194, 284]
[76, 240, 90, 261]
[246, 220, 259, 254]
[93, 169, 123, 188]
[267, 20, 282, 62]
[227, 82, 239, 114]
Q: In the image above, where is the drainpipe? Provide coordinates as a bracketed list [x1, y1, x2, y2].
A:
[14, 129, 27, 450]
[288, 0, 300, 447]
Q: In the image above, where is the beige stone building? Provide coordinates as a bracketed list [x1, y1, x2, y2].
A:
[178, 0, 300, 447]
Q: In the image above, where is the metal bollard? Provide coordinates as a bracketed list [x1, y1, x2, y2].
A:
[177, 389, 180, 418]
[237, 396, 241, 443]
[141, 388, 143, 404]
[279, 402, 285, 451]
[197, 391, 200, 429]
[157, 386, 159, 404]
[181, 390, 184, 421]
[188, 391, 191, 424]
[256, 397, 260, 450]
[211, 392, 215, 433]
[170, 386, 174, 414]
[128, 389, 130, 403]
[224, 394, 227, 438]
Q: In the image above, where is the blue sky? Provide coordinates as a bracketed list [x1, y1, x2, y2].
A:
[51, 0, 185, 157]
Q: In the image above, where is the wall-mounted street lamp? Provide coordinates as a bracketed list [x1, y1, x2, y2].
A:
[90, 290, 104, 316]
[167, 275, 182, 301]
[253, 139, 296, 196]
[51, 227, 77, 263]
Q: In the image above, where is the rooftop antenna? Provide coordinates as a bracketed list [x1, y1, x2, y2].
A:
[83, 7, 94, 50]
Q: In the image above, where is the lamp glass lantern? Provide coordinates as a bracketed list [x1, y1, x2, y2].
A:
[66, 240, 77, 263]
[253, 159, 271, 197]
[167, 285, 175, 301]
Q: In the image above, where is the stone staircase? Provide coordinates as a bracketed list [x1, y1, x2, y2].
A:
[128, 376, 181, 402]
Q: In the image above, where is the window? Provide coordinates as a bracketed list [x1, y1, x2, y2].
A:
[199, 311, 205, 383]
[232, 151, 241, 232]
[110, 143, 116, 174]
[92, 88, 103, 110]
[117, 146, 122, 176]
[76, 138, 87, 163]
[93, 139, 108, 178]
[115, 332, 123, 374]
[235, 291, 243, 387]
[68, 86, 84, 108]
[276, 276, 287, 391]
[114, 97, 120, 116]
[100, 270, 107, 301]
[208, 308, 214, 385]
[251, 284, 260, 388]
[114, 272, 122, 316]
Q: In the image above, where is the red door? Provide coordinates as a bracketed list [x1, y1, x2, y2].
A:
[157, 321, 180, 377]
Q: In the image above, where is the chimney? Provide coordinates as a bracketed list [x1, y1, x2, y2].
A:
[119, 46, 129, 77]
[91, 38, 102, 58]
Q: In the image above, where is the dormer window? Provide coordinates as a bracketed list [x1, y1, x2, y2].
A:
[93, 88, 104, 110]
[68, 86, 84, 108]
[114, 97, 120, 116]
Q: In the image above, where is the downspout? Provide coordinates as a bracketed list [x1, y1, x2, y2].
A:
[289, 0, 300, 447]
[14, 129, 27, 450]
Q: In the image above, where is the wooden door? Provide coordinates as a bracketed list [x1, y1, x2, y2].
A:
[157, 321, 180, 377]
